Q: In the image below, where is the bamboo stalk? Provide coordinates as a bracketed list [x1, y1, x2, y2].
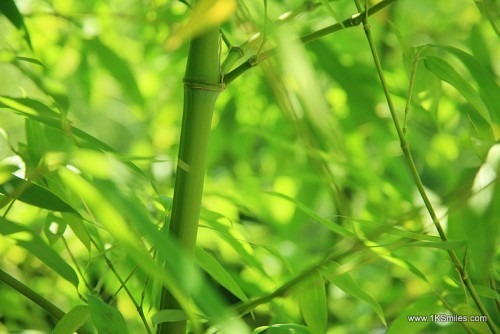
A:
[157, 25, 222, 334]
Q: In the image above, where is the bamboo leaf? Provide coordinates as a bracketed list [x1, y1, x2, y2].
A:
[265, 191, 354, 239]
[323, 262, 386, 327]
[196, 246, 248, 302]
[44, 213, 67, 245]
[62, 213, 91, 252]
[438, 46, 500, 121]
[423, 56, 492, 124]
[0, 0, 32, 49]
[386, 296, 441, 334]
[152, 310, 188, 326]
[298, 270, 327, 334]
[88, 295, 129, 334]
[0, 175, 76, 212]
[0, 96, 60, 118]
[165, 0, 236, 50]
[86, 38, 144, 106]
[252, 324, 310, 334]
[0, 219, 79, 287]
[52, 305, 90, 334]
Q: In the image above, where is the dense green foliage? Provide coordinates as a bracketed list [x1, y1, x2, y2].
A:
[0, 0, 498, 333]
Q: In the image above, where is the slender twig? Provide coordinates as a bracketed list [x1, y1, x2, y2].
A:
[224, 0, 399, 84]
[352, 0, 498, 332]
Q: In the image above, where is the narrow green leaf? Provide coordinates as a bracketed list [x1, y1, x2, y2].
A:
[423, 56, 491, 124]
[473, 285, 500, 299]
[0, 219, 79, 287]
[386, 296, 441, 334]
[323, 262, 386, 327]
[196, 246, 248, 302]
[252, 324, 310, 334]
[0, 96, 60, 118]
[62, 213, 91, 252]
[152, 309, 188, 325]
[297, 270, 327, 334]
[88, 295, 129, 334]
[440, 46, 500, 121]
[0, 175, 76, 212]
[44, 213, 67, 245]
[0, 0, 32, 49]
[265, 191, 354, 239]
[52, 305, 90, 334]
[86, 38, 144, 106]
[454, 303, 490, 334]
[0, 164, 18, 184]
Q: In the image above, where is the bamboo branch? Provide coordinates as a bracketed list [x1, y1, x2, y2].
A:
[223, 0, 399, 84]
[352, 1, 498, 332]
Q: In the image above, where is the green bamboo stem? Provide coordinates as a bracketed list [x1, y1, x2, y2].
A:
[0, 268, 93, 334]
[353, 1, 498, 332]
[157, 24, 222, 334]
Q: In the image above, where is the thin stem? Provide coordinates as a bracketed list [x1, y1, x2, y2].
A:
[402, 48, 422, 136]
[0, 268, 93, 334]
[224, 0, 399, 85]
[353, 1, 498, 332]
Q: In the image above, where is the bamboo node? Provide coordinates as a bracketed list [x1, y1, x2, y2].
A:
[183, 78, 224, 92]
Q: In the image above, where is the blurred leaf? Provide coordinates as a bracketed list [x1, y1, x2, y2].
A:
[298, 270, 327, 334]
[423, 56, 492, 125]
[386, 296, 441, 334]
[0, 96, 60, 118]
[165, 0, 236, 50]
[454, 303, 491, 334]
[52, 305, 90, 334]
[0, 164, 18, 184]
[44, 213, 67, 245]
[88, 295, 129, 334]
[265, 192, 354, 238]
[438, 46, 500, 122]
[0, 0, 32, 49]
[0, 175, 76, 212]
[323, 262, 386, 327]
[473, 284, 500, 299]
[151, 309, 187, 326]
[62, 213, 91, 252]
[86, 38, 144, 106]
[58, 168, 244, 331]
[196, 246, 248, 302]
[0, 219, 79, 287]
[252, 324, 310, 334]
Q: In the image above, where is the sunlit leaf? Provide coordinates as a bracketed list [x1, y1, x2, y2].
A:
[0, 96, 60, 118]
[88, 295, 129, 333]
[297, 270, 327, 334]
[62, 213, 91, 252]
[165, 0, 237, 50]
[151, 309, 187, 326]
[86, 38, 144, 106]
[196, 246, 248, 302]
[0, 219, 79, 287]
[52, 305, 90, 334]
[386, 296, 441, 334]
[323, 262, 386, 327]
[0, 0, 32, 49]
[252, 324, 310, 334]
[423, 56, 492, 124]
[0, 175, 76, 212]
